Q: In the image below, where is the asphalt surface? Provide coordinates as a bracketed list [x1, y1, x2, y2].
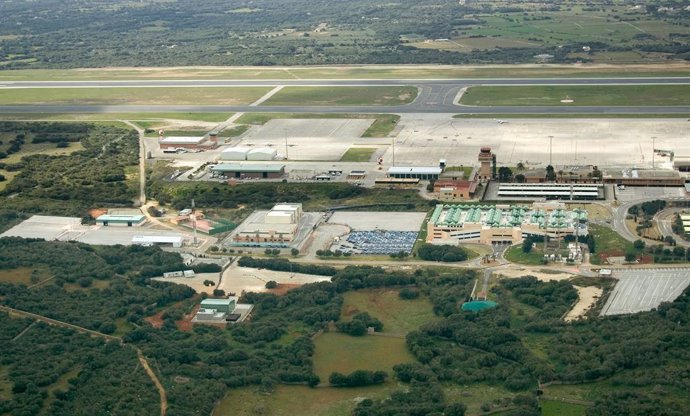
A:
[2, 77, 690, 114]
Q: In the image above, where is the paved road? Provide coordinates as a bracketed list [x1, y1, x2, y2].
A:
[2, 77, 690, 114]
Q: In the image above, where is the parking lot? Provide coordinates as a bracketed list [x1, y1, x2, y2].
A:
[600, 268, 690, 316]
[240, 118, 376, 161]
[328, 211, 426, 231]
[614, 186, 687, 202]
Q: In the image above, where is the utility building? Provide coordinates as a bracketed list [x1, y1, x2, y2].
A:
[387, 166, 442, 180]
[210, 163, 285, 179]
[96, 214, 146, 227]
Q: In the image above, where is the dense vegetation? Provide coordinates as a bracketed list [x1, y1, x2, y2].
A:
[0, 314, 160, 416]
[0, 122, 139, 232]
[149, 179, 431, 212]
[417, 244, 469, 262]
[2, 237, 690, 415]
[2, 0, 689, 68]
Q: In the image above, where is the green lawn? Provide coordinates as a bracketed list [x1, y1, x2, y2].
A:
[213, 384, 395, 416]
[504, 244, 546, 265]
[234, 112, 399, 137]
[262, 86, 418, 106]
[588, 224, 633, 265]
[453, 113, 690, 119]
[341, 289, 437, 335]
[0, 112, 231, 122]
[339, 147, 377, 162]
[541, 399, 587, 416]
[313, 332, 415, 382]
[0, 87, 271, 105]
[220, 124, 251, 137]
[460, 85, 690, 106]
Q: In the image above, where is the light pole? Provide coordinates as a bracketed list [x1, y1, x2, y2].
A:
[284, 129, 289, 160]
[549, 135, 553, 166]
[652, 136, 656, 169]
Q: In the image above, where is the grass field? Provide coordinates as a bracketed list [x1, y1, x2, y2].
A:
[313, 332, 415, 382]
[460, 85, 690, 106]
[340, 289, 436, 335]
[0, 113, 231, 122]
[220, 124, 251, 137]
[3, 64, 690, 81]
[588, 224, 633, 265]
[262, 86, 418, 106]
[234, 113, 399, 138]
[443, 384, 517, 415]
[0, 141, 86, 164]
[213, 384, 395, 416]
[0, 267, 51, 286]
[339, 147, 377, 162]
[453, 113, 690, 119]
[0, 87, 271, 105]
[504, 245, 546, 265]
[0, 366, 13, 401]
[540, 399, 587, 416]
[566, 203, 611, 222]
[542, 380, 690, 410]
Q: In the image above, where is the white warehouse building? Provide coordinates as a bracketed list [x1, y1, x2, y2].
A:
[247, 147, 277, 161]
[220, 147, 251, 161]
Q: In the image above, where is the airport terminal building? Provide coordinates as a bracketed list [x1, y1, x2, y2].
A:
[427, 202, 587, 245]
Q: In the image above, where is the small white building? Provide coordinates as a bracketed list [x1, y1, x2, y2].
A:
[132, 235, 183, 248]
[247, 147, 277, 161]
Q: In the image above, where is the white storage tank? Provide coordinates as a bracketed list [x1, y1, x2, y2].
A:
[220, 147, 251, 161]
[247, 147, 277, 161]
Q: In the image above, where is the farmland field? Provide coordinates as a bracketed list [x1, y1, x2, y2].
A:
[313, 332, 415, 382]
[213, 384, 395, 416]
[540, 400, 587, 416]
[340, 288, 437, 334]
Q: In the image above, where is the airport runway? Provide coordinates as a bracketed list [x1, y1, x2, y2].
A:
[1, 104, 689, 115]
[2, 77, 690, 114]
[3, 77, 690, 88]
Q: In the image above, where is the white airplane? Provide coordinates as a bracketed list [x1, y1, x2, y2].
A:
[494, 119, 508, 124]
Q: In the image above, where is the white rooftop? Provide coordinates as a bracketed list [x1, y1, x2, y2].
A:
[388, 166, 443, 175]
[132, 235, 183, 244]
[160, 136, 205, 144]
